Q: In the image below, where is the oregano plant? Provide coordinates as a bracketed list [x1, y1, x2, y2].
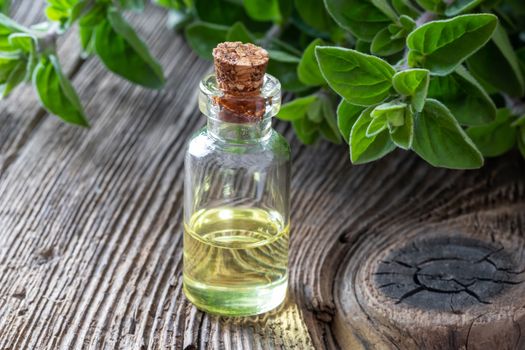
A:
[1, 0, 525, 170]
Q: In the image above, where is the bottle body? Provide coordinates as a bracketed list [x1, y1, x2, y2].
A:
[183, 74, 290, 316]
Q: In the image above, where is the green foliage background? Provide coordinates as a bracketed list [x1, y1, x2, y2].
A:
[1, 0, 525, 169]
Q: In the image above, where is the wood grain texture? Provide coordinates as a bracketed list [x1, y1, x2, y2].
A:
[0, 2, 524, 349]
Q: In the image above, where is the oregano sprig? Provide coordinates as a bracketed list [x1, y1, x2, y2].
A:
[0, 0, 164, 126]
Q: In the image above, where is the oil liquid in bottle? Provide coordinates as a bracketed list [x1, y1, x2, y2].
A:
[183, 207, 288, 316]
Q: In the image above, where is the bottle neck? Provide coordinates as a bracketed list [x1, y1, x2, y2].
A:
[207, 116, 272, 143]
[199, 73, 281, 143]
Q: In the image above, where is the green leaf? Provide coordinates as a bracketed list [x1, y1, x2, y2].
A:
[371, 101, 407, 127]
[350, 106, 396, 164]
[412, 99, 483, 169]
[278, 95, 317, 121]
[324, 0, 391, 41]
[278, 0, 292, 21]
[427, 66, 496, 126]
[467, 24, 524, 97]
[513, 115, 525, 128]
[45, 0, 69, 22]
[184, 22, 228, 60]
[0, 53, 17, 77]
[319, 121, 341, 145]
[267, 59, 306, 93]
[1, 0, 10, 14]
[244, 0, 281, 22]
[407, 14, 498, 75]
[297, 39, 325, 86]
[466, 109, 516, 157]
[399, 15, 416, 31]
[94, 9, 165, 88]
[366, 114, 387, 136]
[492, 24, 524, 95]
[320, 96, 342, 143]
[370, 27, 405, 57]
[337, 99, 364, 143]
[79, 25, 94, 55]
[355, 39, 371, 54]
[286, 94, 342, 144]
[226, 22, 255, 43]
[192, 0, 254, 29]
[32, 55, 89, 126]
[320, 121, 341, 143]
[268, 50, 300, 63]
[194, 0, 247, 26]
[0, 59, 25, 98]
[0, 13, 28, 51]
[415, 0, 444, 13]
[315, 47, 395, 106]
[68, 1, 89, 25]
[518, 47, 525, 72]
[445, 0, 482, 16]
[192, 0, 268, 33]
[370, 0, 398, 21]
[390, 106, 413, 149]
[292, 117, 319, 144]
[307, 97, 324, 123]
[392, 69, 429, 112]
[152, 0, 173, 7]
[0, 52, 20, 82]
[391, 0, 419, 18]
[8, 33, 35, 52]
[45, 0, 78, 24]
[119, 0, 144, 11]
[295, 0, 336, 33]
[154, 0, 191, 9]
[79, 3, 107, 27]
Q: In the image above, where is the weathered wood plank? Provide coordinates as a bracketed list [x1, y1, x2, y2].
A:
[0, 2, 524, 349]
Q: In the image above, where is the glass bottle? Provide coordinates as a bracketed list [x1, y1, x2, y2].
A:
[183, 50, 291, 316]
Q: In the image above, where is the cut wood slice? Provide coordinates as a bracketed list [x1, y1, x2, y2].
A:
[333, 212, 525, 350]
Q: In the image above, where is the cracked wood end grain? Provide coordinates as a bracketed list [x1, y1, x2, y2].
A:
[375, 236, 522, 307]
[334, 209, 525, 350]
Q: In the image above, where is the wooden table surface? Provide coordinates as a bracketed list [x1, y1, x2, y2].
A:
[1, 2, 525, 350]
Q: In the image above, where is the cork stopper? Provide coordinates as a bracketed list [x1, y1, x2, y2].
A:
[211, 42, 270, 123]
[213, 42, 269, 96]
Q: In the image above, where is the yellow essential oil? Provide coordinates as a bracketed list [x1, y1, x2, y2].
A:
[183, 207, 289, 316]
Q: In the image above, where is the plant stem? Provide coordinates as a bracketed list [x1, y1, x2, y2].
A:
[415, 11, 437, 27]
[35, 22, 60, 55]
[504, 94, 525, 116]
[260, 24, 282, 48]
